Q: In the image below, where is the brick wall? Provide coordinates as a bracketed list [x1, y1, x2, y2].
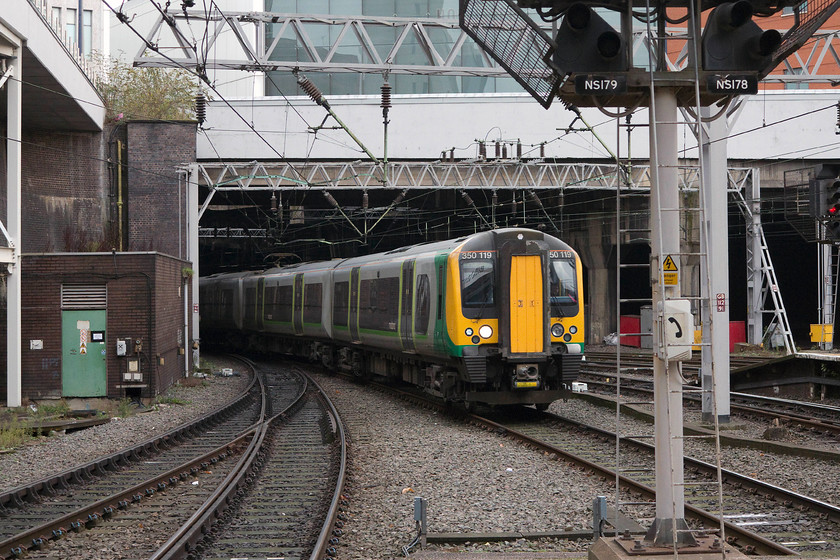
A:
[0, 252, 193, 402]
[0, 129, 108, 253]
[127, 121, 197, 259]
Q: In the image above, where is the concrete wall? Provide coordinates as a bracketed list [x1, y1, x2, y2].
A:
[196, 91, 840, 162]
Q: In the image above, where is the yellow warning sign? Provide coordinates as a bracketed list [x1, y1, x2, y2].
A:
[662, 255, 678, 271]
[663, 272, 679, 286]
[80, 342, 87, 355]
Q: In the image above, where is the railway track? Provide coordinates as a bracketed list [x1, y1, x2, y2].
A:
[486, 406, 840, 555]
[0, 365, 260, 559]
[581, 354, 840, 437]
[153, 371, 347, 560]
[0, 359, 348, 560]
[341, 369, 840, 557]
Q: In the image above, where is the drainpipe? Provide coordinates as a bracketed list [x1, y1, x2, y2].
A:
[117, 139, 124, 251]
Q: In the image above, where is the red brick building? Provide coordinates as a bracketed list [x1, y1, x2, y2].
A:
[0, 121, 198, 403]
[18, 252, 192, 400]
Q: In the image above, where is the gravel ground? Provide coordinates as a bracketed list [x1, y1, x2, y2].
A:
[311, 372, 614, 559]
[0, 356, 249, 493]
[5, 354, 840, 559]
[553, 397, 840, 507]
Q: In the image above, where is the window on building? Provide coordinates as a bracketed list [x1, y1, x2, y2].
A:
[83, 10, 93, 56]
[263, 0, 522, 96]
[783, 2, 807, 15]
[66, 8, 77, 44]
[52, 7, 62, 28]
[784, 68, 809, 90]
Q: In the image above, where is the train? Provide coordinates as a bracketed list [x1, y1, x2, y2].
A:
[199, 228, 585, 409]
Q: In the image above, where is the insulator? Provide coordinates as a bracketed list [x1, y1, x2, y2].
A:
[298, 76, 323, 106]
[449, 149, 455, 162]
[380, 81, 392, 109]
[502, 144, 508, 159]
[516, 141, 522, 159]
[461, 191, 474, 206]
[478, 141, 486, 159]
[494, 141, 500, 159]
[491, 191, 498, 207]
[836, 100, 840, 135]
[362, 192, 369, 210]
[528, 190, 544, 209]
[194, 93, 206, 125]
[270, 192, 278, 213]
[323, 191, 339, 208]
[540, 143, 545, 158]
[393, 189, 407, 206]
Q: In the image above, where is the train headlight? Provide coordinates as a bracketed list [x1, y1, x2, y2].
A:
[569, 325, 577, 334]
[465, 328, 474, 337]
[551, 323, 564, 337]
[478, 325, 493, 339]
[471, 335, 481, 344]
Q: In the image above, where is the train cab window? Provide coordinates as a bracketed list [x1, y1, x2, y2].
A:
[549, 258, 579, 316]
[415, 274, 430, 334]
[303, 283, 323, 324]
[333, 281, 349, 327]
[460, 260, 496, 318]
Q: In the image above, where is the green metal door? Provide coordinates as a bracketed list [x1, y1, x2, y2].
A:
[62, 310, 107, 397]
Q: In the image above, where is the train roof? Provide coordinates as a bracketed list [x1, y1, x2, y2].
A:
[200, 228, 574, 281]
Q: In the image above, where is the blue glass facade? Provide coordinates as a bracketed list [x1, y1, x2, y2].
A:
[264, 0, 520, 96]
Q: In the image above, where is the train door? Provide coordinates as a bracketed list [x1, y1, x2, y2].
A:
[349, 267, 361, 342]
[399, 260, 416, 352]
[509, 255, 545, 353]
[293, 273, 304, 335]
[256, 277, 265, 330]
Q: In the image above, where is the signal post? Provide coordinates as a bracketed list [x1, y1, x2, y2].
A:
[461, 0, 837, 555]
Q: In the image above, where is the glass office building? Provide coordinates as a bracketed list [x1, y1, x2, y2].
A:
[264, 0, 520, 96]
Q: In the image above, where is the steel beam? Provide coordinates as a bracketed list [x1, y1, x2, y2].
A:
[130, 9, 840, 85]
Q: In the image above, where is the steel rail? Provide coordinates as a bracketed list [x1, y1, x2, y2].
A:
[579, 373, 840, 437]
[149, 364, 334, 560]
[352, 374, 797, 556]
[149, 364, 271, 560]
[0, 439, 247, 559]
[308, 373, 349, 560]
[0, 361, 257, 514]
[470, 412, 798, 557]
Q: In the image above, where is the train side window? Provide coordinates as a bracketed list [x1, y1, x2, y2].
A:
[333, 281, 349, 327]
[359, 277, 399, 332]
[303, 283, 322, 324]
[415, 274, 430, 334]
[277, 285, 293, 322]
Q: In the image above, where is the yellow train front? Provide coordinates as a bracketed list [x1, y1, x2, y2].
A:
[199, 228, 584, 409]
[437, 229, 584, 409]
